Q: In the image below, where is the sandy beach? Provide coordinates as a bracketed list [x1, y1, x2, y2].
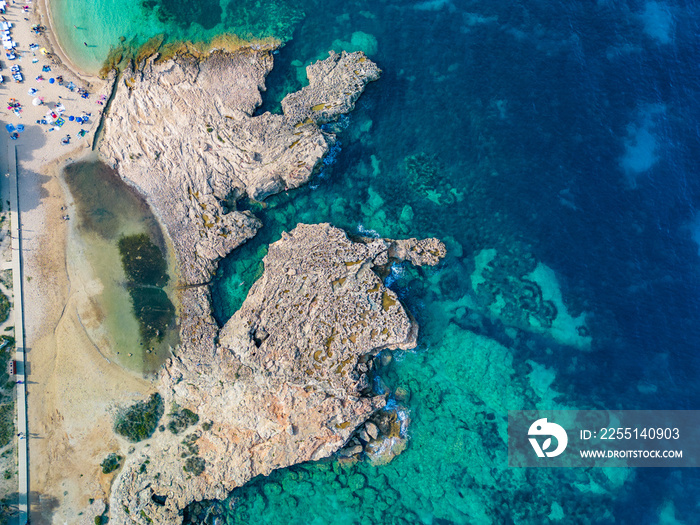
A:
[35, 0, 103, 84]
[0, 1, 156, 522]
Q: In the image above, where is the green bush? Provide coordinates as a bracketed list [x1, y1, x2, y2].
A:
[182, 433, 200, 456]
[100, 453, 123, 474]
[0, 403, 14, 448]
[114, 393, 164, 442]
[168, 408, 199, 435]
[0, 293, 9, 325]
[183, 456, 205, 476]
[0, 343, 12, 399]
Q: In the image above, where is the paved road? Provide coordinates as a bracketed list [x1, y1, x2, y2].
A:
[8, 143, 29, 524]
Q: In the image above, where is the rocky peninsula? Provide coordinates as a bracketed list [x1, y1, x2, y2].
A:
[98, 49, 445, 523]
[100, 49, 381, 284]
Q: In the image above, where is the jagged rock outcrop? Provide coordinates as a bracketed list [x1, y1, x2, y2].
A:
[109, 224, 445, 524]
[98, 47, 445, 524]
[99, 49, 381, 284]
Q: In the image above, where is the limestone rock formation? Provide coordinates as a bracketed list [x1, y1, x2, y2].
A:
[99, 49, 380, 284]
[97, 47, 445, 525]
[281, 52, 378, 124]
[109, 224, 445, 524]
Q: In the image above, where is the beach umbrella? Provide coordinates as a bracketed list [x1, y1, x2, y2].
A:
[68, 116, 74, 121]
[49, 77, 55, 84]
[32, 97, 42, 106]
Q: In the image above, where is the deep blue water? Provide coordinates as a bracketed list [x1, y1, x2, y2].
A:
[104, 0, 699, 522]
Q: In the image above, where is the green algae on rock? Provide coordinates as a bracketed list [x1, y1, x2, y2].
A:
[118, 233, 175, 345]
[118, 234, 170, 287]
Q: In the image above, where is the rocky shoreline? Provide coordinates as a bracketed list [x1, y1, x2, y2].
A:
[98, 49, 445, 524]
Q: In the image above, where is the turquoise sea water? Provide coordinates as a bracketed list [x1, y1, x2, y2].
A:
[54, 0, 700, 523]
[50, 0, 302, 73]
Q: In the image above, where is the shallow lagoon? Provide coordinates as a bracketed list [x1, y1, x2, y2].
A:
[63, 158, 178, 374]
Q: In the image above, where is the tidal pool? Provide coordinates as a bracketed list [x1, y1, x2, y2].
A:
[63, 156, 178, 374]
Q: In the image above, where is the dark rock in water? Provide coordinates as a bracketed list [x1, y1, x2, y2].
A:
[118, 233, 175, 344]
[348, 473, 367, 491]
[394, 386, 410, 402]
[365, 421, 379, 440]
[380, 352, 392, 367]
[340, 445, 363, 457]
[358, 428, 371, 443]
[262, 482, 282, 497]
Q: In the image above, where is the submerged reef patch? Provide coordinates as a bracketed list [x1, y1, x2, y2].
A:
[118, 234, 169, 287]
[471, 246, 591, 349]
[118, 234, 175, 345]
[405, 152, 464, 206]
[142, 0, 222, 30]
